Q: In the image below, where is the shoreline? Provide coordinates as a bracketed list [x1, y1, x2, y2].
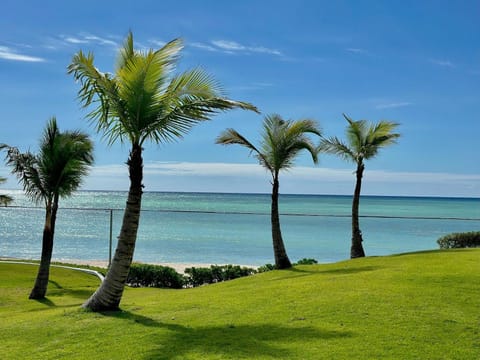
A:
[0, 257, 257, 274]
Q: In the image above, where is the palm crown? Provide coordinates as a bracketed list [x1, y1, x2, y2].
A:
[68, 31, 258, 147]
[321, 113, 400, 163]
[216, 114, 321, 176]
[1, 118, 93, 205]
[0, 177, 13, 206]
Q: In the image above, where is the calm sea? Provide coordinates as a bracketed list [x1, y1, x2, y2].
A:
[0, 190, 479, 266]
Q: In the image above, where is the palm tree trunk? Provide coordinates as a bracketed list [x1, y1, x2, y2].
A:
[83, 144, 143, 311]
[271, 172, 291, 269]
[351, 161, 366, 258]
[29, 196, 58, 299]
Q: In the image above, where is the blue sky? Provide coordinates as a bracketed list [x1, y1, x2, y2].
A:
[0, 0, 479, 197]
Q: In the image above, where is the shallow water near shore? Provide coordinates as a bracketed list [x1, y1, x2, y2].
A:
[0, 190, 479, 266]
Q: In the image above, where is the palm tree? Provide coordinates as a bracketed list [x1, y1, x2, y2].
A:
[68, 31, 258, 311]
[216, 114, 321, 269]
[320, 114, 400, 258]
[0, 177, 13, 206]
[1, 118, 93, 299]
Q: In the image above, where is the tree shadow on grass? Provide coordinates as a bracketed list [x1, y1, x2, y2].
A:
[101, 310, 353, 359]
[27, 280, 95, 310]
[47, 288, 94, 299]
[272, 265, 381, 281]
[47, 279, 95, 299]
[33, 297, 56, 307]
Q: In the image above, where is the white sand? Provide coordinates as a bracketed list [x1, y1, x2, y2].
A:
[57, 259, 216, 273]
[1, 257, 256, 274]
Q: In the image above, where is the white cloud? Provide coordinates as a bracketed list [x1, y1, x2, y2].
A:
[77, 162, 480, 197]
[430, 59, 455, 68]
[211, 40, 245, 51]
[83, 35, 117, 47]
[190, 42, 219, 52]
[59, 33, 118, 48]
[375, 102, 413, 110]
[0, 46, 45, 62]
[63, 36, 89, 44]
[229, 82, 274, 91]
[5, 162, 477, 197]
[346, 47, 367, 54]
[149, 39, 167, 47]
[193, 39, 283, 56]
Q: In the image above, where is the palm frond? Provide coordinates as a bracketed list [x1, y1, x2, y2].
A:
[342, 114, 365, 150]
[1, 119, 94, 204]
[68, 51, 123, 144]
[115, 31, 135, 71]
[218, 114, 321, 174]
[69, 32, 258, 148]
[1, 144, 46, 204]
[144, 96, 257, 145]
[216, 128, 271, 171]
[261, 115, 321, 171]
[328, 114, 400, 163]
[320, 137, 356, 162]
[283, 138, 320, 169]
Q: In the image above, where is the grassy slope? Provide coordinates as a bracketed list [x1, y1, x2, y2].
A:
[0, 249, 479, 360]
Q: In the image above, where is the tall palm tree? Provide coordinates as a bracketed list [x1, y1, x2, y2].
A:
[216, 114, 321, 269]
[0, 177, 13, 206]
[68, 31, 258, 311]
[1, 118, 93, 299]
[321, 114, 400, 258]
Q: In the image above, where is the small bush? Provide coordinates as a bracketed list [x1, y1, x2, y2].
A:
[294, 258, 318, 265]
[257, 263, 275, 273]
[184, 264, 257, 287]
[437, 231, 480, 249]
[127, 263, 185, 289]
[184, 267, 215, 287]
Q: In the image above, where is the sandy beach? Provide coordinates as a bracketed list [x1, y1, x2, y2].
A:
[59, 259, 218, 273]
[0, 257, 256, 274]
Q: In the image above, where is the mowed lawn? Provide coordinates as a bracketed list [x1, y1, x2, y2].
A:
[1, 249, 479, 359]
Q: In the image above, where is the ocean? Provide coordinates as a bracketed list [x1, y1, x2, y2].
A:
[0, 190, 479, 266]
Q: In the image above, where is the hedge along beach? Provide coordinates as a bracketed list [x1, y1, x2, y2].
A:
[1, 190, 479, 269]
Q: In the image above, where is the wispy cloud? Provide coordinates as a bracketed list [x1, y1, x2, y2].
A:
[77, 162, 480, 197]
[58, 33, 118, 48]
[191, 39, 283, 56]
[0, 46, 45, 62]
[149, 39, 167, 47]
[375, 102, 413, 110]
[229, 82, 274, 91]
[429, 59, 455, 68]
[62, 36, 89, 44]
[190, 42, 219, 52]
[346, 47, 368, 54]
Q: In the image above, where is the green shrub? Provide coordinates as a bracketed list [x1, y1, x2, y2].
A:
[437, 231, 480, 249]
[184, 267, 215, 287]
[126, 263, 185, 289]
[294, 258, 318, 265]
[257, 263, 275, 273]
[184, 264, 257, 287]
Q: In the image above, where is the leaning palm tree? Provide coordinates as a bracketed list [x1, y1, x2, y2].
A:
[320, 114, 400, 258]
[0, 177, 13, 206]
[1, 118, 93, 299]
[68, 31, 258, 311]
[216, 114, 321, 269]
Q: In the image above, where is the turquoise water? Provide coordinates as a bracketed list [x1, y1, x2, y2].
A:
[0, 190, 479, 265]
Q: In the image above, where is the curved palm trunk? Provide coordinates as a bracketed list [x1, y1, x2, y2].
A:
[271, 172, 292, 269]
[351, 162, 366, 258]
[83, 144, 143, 311]
[29, 196, 58, 299]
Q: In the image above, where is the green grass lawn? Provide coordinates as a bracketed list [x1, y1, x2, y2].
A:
[1, 249, 479, 359]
